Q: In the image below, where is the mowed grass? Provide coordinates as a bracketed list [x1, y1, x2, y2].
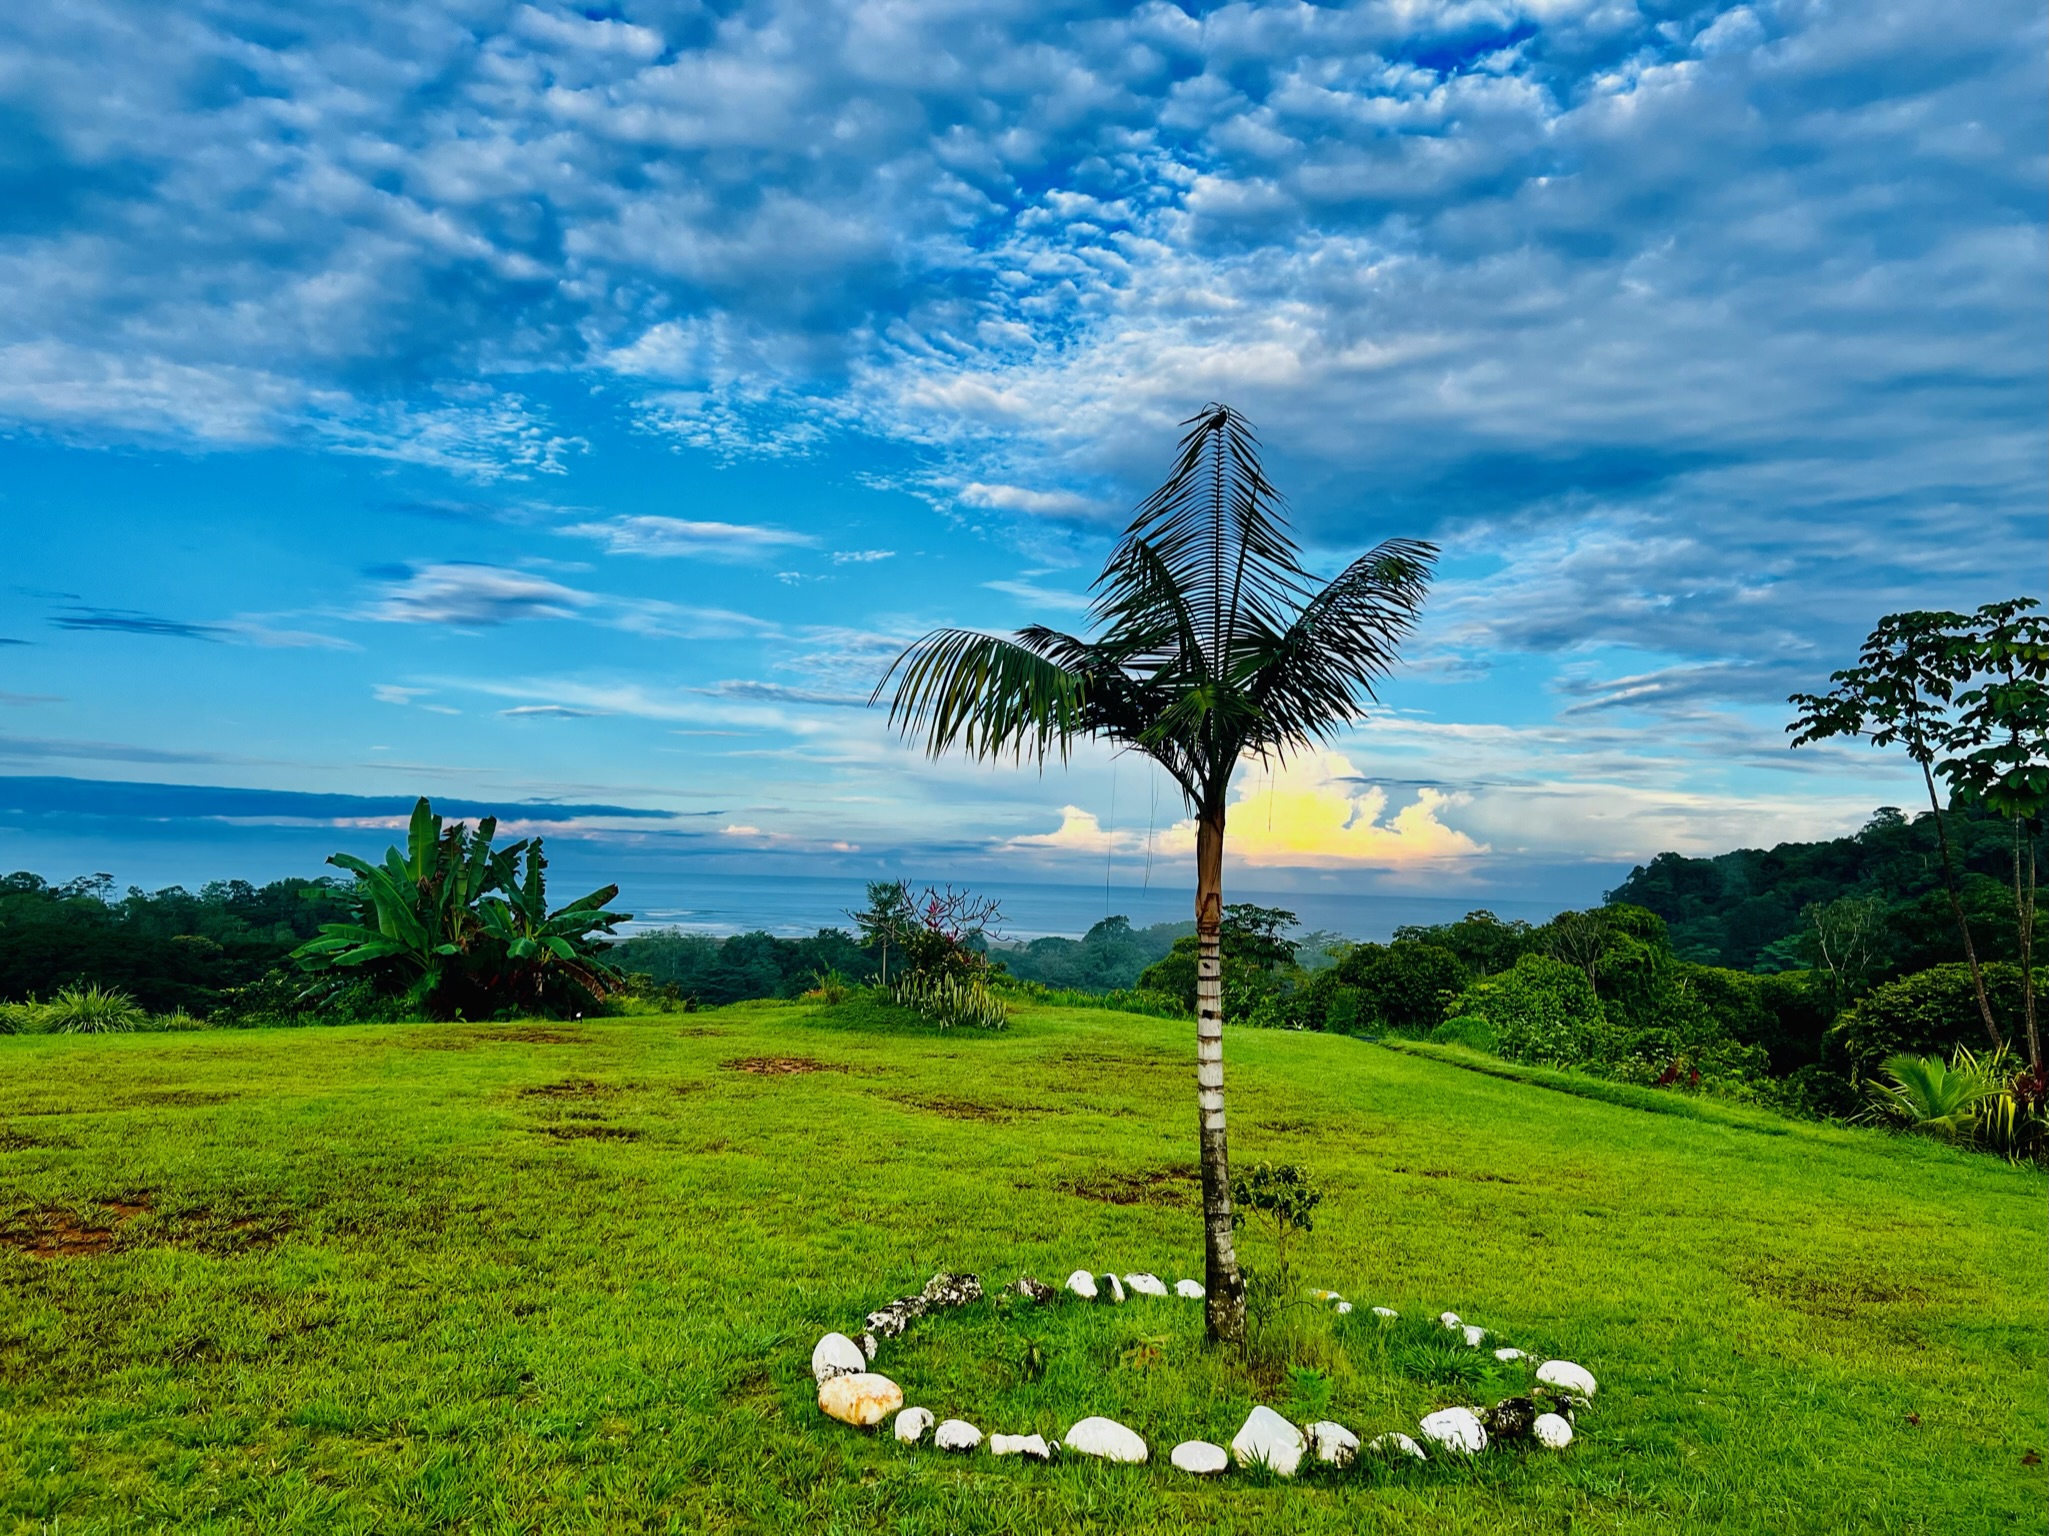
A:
[0, 1002, 2041, 1535]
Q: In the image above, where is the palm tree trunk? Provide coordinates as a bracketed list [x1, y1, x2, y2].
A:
[1922, 761, 2003, 1051]
[2015, 816, 2039, 1074]
[1195, 809, 1246, 1345]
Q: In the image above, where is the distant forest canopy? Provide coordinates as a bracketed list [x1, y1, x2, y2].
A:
[0, 797, 2021, 1013]
[1607, 800, 2023, 981]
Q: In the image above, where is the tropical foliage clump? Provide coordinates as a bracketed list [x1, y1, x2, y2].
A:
[293, 798, 629, 1021]
[889, 969, 1009, 1030]
[1865, 1047, 2046, 1161]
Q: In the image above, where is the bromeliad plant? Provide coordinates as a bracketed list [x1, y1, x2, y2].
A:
[293, 797, 629, 1020]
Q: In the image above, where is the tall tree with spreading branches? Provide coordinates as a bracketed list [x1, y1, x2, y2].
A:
[872, 404, 1435, 1344]
[1789, 610, 2003, 1051]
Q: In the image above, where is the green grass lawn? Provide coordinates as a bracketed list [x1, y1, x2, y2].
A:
[1, 1002, 2041, 1534]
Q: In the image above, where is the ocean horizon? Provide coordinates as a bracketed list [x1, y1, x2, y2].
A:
[607, 869, 1573, 944]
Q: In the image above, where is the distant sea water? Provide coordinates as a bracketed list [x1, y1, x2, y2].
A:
[606, 870, 1568, 943]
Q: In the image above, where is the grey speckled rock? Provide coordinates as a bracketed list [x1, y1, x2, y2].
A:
[1012, 1275, 1059, 1304]
[1483, 1397, 1538, 1441]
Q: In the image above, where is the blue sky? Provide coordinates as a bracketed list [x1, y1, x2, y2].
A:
[0, 0, 2042, 913]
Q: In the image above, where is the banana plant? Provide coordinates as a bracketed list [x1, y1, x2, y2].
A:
[293, 797, 526, 1007]
[476, 838, 629, 1011]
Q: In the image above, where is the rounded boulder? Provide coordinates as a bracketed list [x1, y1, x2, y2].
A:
[818, 1372, 903, 1428]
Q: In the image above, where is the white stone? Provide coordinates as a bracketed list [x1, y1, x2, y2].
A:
[1175, 1278, 1205, 1299]
[1494, 1347, 1526, 1362]
[1064, 1416, 1148, 1463]
[1170, 1439, 1229, 1475]
[1100, 1273, 1125, 1303]
[1462, 1325, 1489, 1348]
[894, 1407, 934, 1444]
[990, 1433, 1052, 1461]
[1439, 1311, 1462, 1330]
[817, 1373, 903, 1428]
[1371, 1306, 1398, 1319]
[1334, 1301, 1354, 1314]
[1536, 1360, 1598, 1398]
[1124, 1272, 1169, 1297]
[1065, 1269, 1099, 1299]
[1533, 1413, 1574, 1450]
[934, 1419, 983, 1453]
[1305, 1420, 1360, 1466]
[1418, 1407, 1487, 1455]
[1369, 1432, 1427, 1461]
[811, 1332, 868, 1383]
[1229, 1404, 1306, 1477]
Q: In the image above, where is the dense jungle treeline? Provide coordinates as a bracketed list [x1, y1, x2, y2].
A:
[0, 801, 2035, 1125]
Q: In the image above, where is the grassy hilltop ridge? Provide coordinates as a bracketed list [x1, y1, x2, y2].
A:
[0, 1003, 2041, 1534]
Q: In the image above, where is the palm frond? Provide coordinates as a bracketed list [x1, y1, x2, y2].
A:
[1240, 538, 1437, 752]
[873, 628, 1088, 763]
[1093, 404, 1307, 672]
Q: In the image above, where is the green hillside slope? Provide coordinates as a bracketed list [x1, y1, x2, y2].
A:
[1, 1004, 2040, 1533]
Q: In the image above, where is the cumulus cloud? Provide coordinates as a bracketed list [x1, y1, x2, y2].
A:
[1154, 750, 1487, 869]
[363, 563, 586, 627]
[0, 0, 2039, 882]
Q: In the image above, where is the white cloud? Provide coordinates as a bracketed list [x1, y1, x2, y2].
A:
[560, 515, 814, 560]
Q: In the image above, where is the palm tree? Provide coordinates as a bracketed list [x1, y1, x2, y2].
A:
[872, 404, 1435, 1344]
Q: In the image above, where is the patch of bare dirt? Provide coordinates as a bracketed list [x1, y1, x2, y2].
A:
[722, 1056, 845, 1076]
[672, 1025, 730, 1038]
[123, 1090, 238, 1109]
[1737, 1259, 1925, 1318]
[2, 1195, 152, 1258]
[1054, 1164, 1199, 1208]
[890, 1093, 1057, 1122]
[533, 1124, 644, 1142]
[407, 1027, 593, 1050]
[1393, 1166, 1522, 1184]
[517, 1079, 617, 1099]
